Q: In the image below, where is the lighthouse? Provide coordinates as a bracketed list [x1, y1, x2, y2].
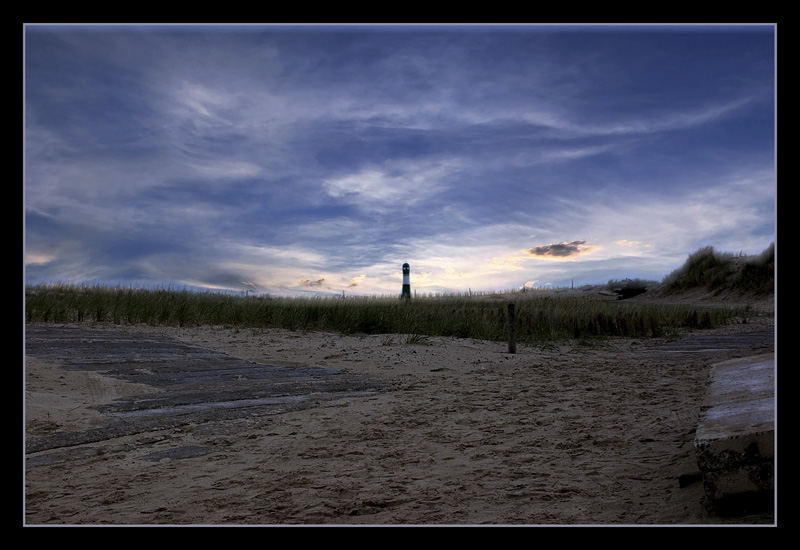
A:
[401, 263, 411, 300]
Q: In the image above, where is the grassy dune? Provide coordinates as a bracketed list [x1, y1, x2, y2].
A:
[662, 242, 774, 295]
[25, 283, 748, 343]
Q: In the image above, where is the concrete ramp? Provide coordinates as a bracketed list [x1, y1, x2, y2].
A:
[694, 353, 775, 515]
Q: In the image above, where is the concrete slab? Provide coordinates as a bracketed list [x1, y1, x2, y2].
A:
[694, 353, 775, 513]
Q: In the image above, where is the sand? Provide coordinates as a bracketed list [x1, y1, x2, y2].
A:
[23, 301, 774, 525]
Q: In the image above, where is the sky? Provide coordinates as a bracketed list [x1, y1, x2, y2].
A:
[24, 24, 776, 297]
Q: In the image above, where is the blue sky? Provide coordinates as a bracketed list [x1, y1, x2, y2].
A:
[24, 24, 775, 296]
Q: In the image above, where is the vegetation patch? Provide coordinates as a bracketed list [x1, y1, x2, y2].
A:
[662, 243, 774, 295]
[25, 283, 748, 343]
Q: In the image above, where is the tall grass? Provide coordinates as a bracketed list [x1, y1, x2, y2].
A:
[662, 243, 774, 295]
[25, 283, 747, 343]
[735, 243, 775, 293]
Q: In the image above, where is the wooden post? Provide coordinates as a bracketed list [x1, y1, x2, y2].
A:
[507, 302, 516, 354]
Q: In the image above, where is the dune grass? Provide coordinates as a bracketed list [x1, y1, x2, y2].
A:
[25, 283, 748, 344]
[662, 242, 774, 295]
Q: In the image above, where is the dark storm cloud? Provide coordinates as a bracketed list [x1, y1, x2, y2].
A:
[528, 240, 587, 257]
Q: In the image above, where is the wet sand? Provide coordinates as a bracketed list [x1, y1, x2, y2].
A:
[24, 311, 774, 525]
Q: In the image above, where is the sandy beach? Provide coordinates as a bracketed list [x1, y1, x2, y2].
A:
[24, 298, 774, 525]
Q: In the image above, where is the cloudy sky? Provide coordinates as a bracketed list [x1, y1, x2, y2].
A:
[24, 24, 775, 296]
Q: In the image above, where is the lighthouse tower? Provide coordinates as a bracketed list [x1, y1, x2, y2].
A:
[401, 263, 411, 300]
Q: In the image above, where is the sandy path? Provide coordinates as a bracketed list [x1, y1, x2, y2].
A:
[24, 317, 773, 525]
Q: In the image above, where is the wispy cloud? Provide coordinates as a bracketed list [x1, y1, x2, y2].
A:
[25, 252, 56, 266]
[348, 274, 366, 287]
[322, 158, 462, 211]
[24, 25, 775, 294]
[188, 160, 262, 179]
[298, 278, 326, 287]
[526, 96, 757, 137]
